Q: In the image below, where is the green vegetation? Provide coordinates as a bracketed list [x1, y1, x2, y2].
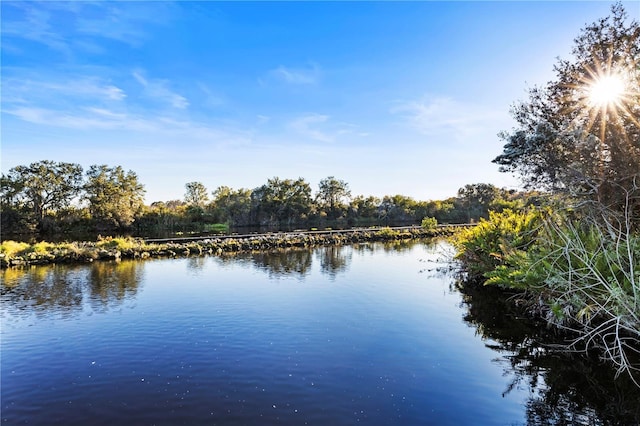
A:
[0, 226, 456, 268]
[0, 241, 30, 258]
[2, 161, 533, 239]
[317, 176, 351, 220]
[454, 209, 542, 284]
[455, 4, 640, 384]
[375, 227, 400, 238]
[420, 217, 437, 230]
[85, 165, 145, 229]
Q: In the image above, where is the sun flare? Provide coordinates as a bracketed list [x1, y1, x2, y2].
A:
[586, 74, 626, 108]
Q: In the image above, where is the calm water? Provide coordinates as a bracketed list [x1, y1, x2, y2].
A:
[2, 241, 639, 425]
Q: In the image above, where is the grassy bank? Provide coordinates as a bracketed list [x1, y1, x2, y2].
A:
[1, 226, 456, 268]
[453, 208, 640, 386]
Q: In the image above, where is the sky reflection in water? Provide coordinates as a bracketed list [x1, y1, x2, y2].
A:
[2, 241, 638, 425]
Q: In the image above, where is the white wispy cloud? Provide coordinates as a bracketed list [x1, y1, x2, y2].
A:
[133, 70, 189, 109]
[8, 106, 142, 131]
[78, 2, 175, 46]
[390, 96, 504, 141]
[2, 75, 126, 105]
[256, 115, 271, 125]
[5, 104, 250, 147]
[1, 2, 174, 54]
[288, 114, 367, 143]
[197, 83, 226, 109]
[289, 114, 333, 142]
[2, 72, 243, 145]
[269, 64, 321, 85]
[1, 4, 71, 54]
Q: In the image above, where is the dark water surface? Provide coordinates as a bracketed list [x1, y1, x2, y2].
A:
[2, 241, 639, 425]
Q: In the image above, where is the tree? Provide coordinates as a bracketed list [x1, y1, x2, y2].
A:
[211, 186, 252, 226]
[348, 195, 381, 222]
[378, 194, 419, 222]
[317, 176, 351, 220]
[85, 165, 145, 229]
[184, 182, 209, 207]
[1, 160, 83, 229]
[456, 183, 501, 222]
[251, 177, 312, 226]
[493, 4, 639, 218]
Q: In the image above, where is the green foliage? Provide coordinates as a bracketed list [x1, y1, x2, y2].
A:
[421, 217, 437, 230]
[459, 206, 640, 381]
[485, 4, 640, 381]
[348, 195, 381, 221]
[317, 176, 351, 220]
[376, 227, 399, 238]
[29, 241, 55, 254]
[203, 223, 229, 233]
[535, 218, 639, 322]
[251, 177, 313, 226]
[456, 183, 501, 222]
[96, 236, 140, 251]
[184, 181, 209, 207]
[1, 160, 83, 228]
[2, 160, 534, 236]
[85, 165, 146, 229]
[525, 215, 639, 380]
[0, 241, 30, 257]
[210, 186, 252, 226]
[453, 209, 542, 283]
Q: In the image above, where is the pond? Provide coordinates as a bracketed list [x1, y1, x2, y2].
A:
[2, 240, 639, 425]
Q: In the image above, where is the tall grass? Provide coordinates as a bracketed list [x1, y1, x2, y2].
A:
[533, 213, 640, 384]
[0, 241, 30, 257]
[95, 236, 141, 251]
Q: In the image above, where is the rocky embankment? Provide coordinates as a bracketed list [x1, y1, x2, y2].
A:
[1, 226, 457, 268]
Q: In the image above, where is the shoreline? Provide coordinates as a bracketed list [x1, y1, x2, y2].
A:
[1, 225, 460, 268]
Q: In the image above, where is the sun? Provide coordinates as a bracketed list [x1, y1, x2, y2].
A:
[572, 64, 640, 142]
[586, 73, 626, 108]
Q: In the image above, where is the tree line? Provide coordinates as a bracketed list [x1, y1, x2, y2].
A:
[1, 162, 144, 235]
[1, 160, 539, 237]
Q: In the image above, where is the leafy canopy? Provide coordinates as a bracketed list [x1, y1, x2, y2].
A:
[494, 4, 640, 213]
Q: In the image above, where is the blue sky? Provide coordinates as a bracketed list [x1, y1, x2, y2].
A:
[2, 1, 638, 203]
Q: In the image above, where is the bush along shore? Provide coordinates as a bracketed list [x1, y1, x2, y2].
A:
[0, 226, 456, 268]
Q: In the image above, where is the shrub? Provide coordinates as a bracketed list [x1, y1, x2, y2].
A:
[96, 236, 140, 251]
[421, 216, 437, 230]
[453, 209, 542, 283]
[0, 240, 30, 257]
[29, 241, 55, 254]
[376, 227, 399, 238]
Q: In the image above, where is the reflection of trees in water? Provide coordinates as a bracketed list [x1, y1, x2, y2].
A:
[241, 241, 429, 279]
[351, 242, 376, 256]
[353, 240, 439, 256]
[316, 246, 351, 278]
[250, 249, 313, 278]
[380, 240, 417, 253]
[351, 240, 422, 256]
[1, 265, 86, 315]
[186, 256, 207, 272]
[1, 261, 144, 316]
[215, 246, 356, 279]
[457, 280, 640, 425]
[88, 261, 144, 311]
